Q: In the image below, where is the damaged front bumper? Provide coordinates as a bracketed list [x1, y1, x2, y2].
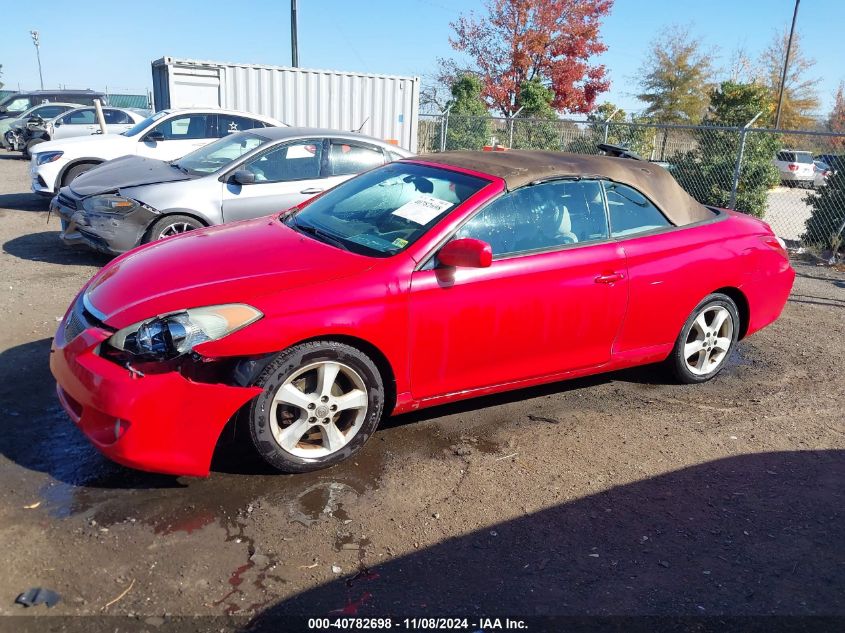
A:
[51, 193, 159, 255]
[50, 295, 262, 477]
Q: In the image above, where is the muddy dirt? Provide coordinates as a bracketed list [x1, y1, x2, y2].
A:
[0, 152, 842, 628]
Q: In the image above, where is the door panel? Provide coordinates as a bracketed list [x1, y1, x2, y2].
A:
[221, 180, 307, 222]
[409, 242, 628, 400]
[221, 139, 326, 222]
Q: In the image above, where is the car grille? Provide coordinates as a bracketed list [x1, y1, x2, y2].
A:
[56, 192, 78, 211]
[63, 296, 105, 342]
[64, 300, 89, 342]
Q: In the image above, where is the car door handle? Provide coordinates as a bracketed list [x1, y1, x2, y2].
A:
[300, 188, 324, 194]
[595, 272, 625, 284]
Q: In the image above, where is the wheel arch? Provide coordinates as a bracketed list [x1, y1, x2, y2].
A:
[232, 333, 398, 415]
[56, 158, 103, 189]
[712, 286, 750, 340]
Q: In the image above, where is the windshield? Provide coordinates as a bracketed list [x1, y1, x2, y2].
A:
[0, 96, 31, 114]
[285, 162, 489, 257]
[173, 132, 270, 175]
[121, 110, 169, 137]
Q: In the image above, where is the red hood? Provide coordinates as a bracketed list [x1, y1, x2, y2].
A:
[85, 217, 374, 328]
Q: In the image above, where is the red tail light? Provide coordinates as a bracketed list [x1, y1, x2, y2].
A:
[761, 235, 788, 258]
[787, 164, 799, 171]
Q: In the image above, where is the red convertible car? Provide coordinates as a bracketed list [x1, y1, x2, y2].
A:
[51, 151, 794, 476]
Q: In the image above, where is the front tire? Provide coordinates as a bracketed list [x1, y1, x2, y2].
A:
[669, 293, 739, 384]
[23, 137, 45, 159]
[146, 214, 204, 242]
[62, 162, 98, 187]
[247, 341, 385, 473]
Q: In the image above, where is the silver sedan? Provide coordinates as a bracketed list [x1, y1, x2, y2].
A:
[52, 127, 413, 255]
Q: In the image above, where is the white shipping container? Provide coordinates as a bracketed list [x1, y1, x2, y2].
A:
[151, 57, 420, 152]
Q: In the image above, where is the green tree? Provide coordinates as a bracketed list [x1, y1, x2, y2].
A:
[446, 74, 491, 150]
[804, 169, 845, 253]
[637, 25, 715, 124]
[510, 78, 560, 150]
[673, 81, 780, 218]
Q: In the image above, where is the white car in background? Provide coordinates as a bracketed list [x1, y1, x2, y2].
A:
[46, 106, 150, 142]
[0, 102, 79, 149]
[30, 108, 284, 195]
[774, 149, 815, 188]
[21, 106, 150, 158]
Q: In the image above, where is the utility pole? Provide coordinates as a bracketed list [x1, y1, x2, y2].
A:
[290, 0, 299, 67]
[774, 0, 800, 129]
[30, 30, 44, 90]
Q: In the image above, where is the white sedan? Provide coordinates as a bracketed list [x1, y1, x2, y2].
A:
[30, 108, 284, 195]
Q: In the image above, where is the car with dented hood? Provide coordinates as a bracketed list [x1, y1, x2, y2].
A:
[51, 127, 412, 254]
[50, 150, 795, 477]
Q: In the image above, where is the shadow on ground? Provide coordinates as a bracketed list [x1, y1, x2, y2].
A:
[249, 450, 844, 624]
[3, 230, 110, 266]
[0, 191, 50, 211]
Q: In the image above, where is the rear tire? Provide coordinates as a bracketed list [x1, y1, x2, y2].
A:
[61, 162, 98, 187]
[669, 293, 740, 384]
[146, 214, 204, 242]
[247, 341, 385, 473]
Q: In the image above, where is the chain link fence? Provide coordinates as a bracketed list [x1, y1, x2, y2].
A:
[419, 114, 845, 254]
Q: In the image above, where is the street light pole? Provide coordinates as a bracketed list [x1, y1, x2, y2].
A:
[774, 0, 800, 129]
[290, 0, 299, 67]
[30, 30, 44, 90]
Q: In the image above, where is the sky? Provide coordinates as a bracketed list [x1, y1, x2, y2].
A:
[1, 0, 842, 117]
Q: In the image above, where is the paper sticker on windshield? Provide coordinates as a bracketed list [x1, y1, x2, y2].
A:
[392, 195, 454, 225]
[392, 237, 408, 248]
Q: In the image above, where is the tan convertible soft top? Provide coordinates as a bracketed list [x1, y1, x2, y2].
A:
[417, 150, 714, 226]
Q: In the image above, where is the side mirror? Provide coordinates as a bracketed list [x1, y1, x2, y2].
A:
[438, 238, 493, 268]
[143, 130, 165, 143]
[53, 118, 62, 127]
[231, 169, 256, 185]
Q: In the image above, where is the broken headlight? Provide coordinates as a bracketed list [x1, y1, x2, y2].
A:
[107, 304, 263, 360]
[82, 194, 140, 215]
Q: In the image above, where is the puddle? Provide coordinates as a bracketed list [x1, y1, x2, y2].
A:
[723, 343, 760, 374]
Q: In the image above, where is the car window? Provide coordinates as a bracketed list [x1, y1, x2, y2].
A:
[152, 114, 210, 140]
[604, 181, 671, 237]
[243, 140, 323, 182]
[63, 109, 96, 124]
[457, 180, 609, 257]
[328, 141, 385, 176]
[175, 132, 270, 175]
[794, 152, 813, 164]
[103, 109, 132, 125]
[287, 162, 489, 257]
[217, 114, 264, 137]
[32, 105, 67, 119]
[6, 97, 33, 112]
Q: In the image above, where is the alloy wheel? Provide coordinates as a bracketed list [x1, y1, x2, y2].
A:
[268, 361, 369, 458]
[683, 305, 734, 376]
[158, 222, 196, 238]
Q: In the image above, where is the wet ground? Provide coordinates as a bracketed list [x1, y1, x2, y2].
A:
[0, 152, 843, 629]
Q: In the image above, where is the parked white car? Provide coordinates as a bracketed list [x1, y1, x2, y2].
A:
[21, 106, 150, 158]
[774, 149, 815, 188]
[30, 108, 284, 195]
[0, 102, 79, 149]
[46, 106, 149, 142]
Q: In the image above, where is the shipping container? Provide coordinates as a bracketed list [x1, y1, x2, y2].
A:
[151, 57, 420, 152]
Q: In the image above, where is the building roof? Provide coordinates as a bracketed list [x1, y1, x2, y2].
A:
[417, 150, 714, 226]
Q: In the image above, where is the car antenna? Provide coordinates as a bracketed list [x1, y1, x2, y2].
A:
[353, 117, 369, 133]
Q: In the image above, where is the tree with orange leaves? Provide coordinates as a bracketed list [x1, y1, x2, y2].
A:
[445, 0, 613, 117]
[828, 83, 845, 151]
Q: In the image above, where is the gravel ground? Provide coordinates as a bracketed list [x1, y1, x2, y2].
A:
[0, 151, 842, 629]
